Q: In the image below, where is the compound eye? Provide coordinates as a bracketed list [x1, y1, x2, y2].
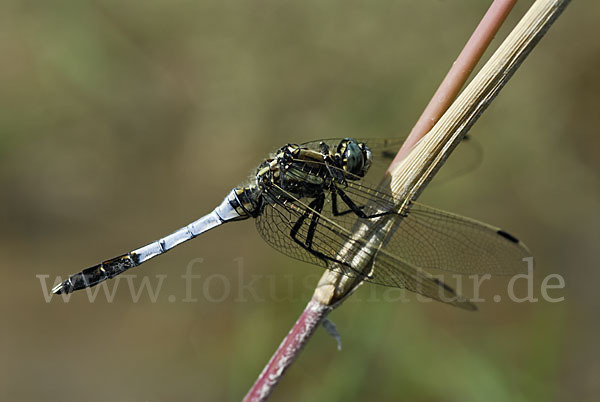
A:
[341, 139, 365, 177]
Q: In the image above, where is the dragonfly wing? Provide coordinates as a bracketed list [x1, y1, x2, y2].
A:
[368, 249, 477, 310]
[255, 190, 368, 280]
[255, 196, 328, 269]
[313, 177, 531, 276]
[256, 185, 475, 310]
[384, 202, 532, 275]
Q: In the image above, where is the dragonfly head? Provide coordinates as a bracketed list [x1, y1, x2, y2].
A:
[337, 138, 372, 179]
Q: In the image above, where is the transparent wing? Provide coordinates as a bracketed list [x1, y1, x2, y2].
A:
[387, 202, 532, 275]
[431, 135, 483, 186]
[255, 196, 327, 270]
[255, 184, 475, 310]
[301, 168, 532, 276]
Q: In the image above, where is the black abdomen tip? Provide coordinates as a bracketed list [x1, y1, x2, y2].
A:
[52, 280, 72, 295]
[497, 229, 519, 243]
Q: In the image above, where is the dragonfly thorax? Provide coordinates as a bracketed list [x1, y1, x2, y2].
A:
[255, 145, 330, 203]
[254, 139, 373, 205]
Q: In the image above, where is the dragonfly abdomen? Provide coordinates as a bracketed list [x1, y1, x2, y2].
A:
[53, 190, 251, 295]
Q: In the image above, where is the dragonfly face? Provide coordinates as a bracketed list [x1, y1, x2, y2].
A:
[53, 137, 531, 311]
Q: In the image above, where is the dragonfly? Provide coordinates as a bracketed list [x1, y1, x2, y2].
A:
[52, 138, 531, 310]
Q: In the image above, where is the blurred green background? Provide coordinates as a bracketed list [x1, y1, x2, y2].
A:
[1, 1, 598, 401]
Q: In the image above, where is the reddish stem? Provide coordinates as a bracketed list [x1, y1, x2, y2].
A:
[243, 300, 330, 402]
[390, 0, 517, 166]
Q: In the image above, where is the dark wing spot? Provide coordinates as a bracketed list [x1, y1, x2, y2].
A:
[497, 229, 519, 243]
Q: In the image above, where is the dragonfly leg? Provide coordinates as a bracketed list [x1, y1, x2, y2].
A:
[319, 142, 347, 185]
[336, 187, 393, 219]
[330, 187, 364, 216]
[288, 194, 371, 281]
[290, 195, 346, 266]
[304, 194, 325, 248]
[290, 195, 323, 250]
